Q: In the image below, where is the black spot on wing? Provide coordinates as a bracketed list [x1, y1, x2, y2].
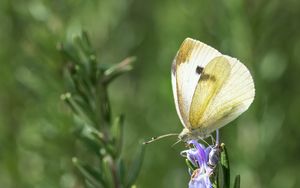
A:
[200, 73, 216, 82]
[196, 66, 204, 74]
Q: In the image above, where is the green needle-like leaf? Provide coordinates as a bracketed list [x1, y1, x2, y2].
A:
[111, 115, 125, 155]
[102, 156, 115, 188]
[102, 57, 136, 85]
[219, 143, 230, 188]
[72, 157, 105, 188]
[61, 92, 94, 126]
[233, 175, 240, 188]
[75, 126, 106, 156]
[125, 142, 145, 188]
[57, 42, 81, 65]
[117, 158, 126, 185]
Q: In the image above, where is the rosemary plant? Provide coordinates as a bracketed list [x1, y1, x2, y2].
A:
[58, 31, 144, 188]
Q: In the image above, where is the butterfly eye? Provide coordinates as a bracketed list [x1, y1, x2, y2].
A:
[196, 66, 204, 74]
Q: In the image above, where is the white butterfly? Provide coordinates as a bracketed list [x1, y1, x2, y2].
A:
[172, 38, 255, 142]
[144, 38, 255, 144]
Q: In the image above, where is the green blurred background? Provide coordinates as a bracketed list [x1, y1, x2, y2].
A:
[1, 0, 300, 187]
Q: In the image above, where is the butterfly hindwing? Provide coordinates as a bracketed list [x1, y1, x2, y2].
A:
[189, 55, 255, 134]
[189, 56, 231, 128]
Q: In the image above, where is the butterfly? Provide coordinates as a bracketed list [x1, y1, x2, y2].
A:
[144, 38, 255, 144]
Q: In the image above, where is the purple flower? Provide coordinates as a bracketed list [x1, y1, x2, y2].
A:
[181, 138, 221, 188]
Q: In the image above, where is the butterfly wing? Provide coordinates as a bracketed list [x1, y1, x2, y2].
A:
[189, 56, 231, 127]
[171, 38, 221, 128]
[189, 55, 255, 134]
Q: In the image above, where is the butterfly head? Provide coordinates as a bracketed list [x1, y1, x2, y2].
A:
[179, 127, 210, 142]
[178, 128, 196, 142]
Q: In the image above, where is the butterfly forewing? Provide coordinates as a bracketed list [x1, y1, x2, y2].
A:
[172, 38, 221, 128]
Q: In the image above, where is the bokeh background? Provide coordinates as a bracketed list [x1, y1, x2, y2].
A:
[1, 0, 300, 187]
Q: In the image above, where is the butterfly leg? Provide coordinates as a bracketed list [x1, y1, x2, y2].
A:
[208, 134, 215, 145]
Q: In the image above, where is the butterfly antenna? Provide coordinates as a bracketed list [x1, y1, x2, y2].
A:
[143, 133, 179, 145]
